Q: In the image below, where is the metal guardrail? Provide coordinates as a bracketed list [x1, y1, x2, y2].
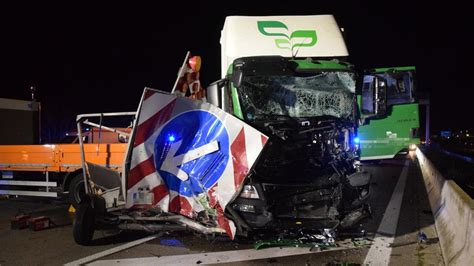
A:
[437, 148, 474, 163]
[416, 148, 474, 265]
[430, 143, 474, 163]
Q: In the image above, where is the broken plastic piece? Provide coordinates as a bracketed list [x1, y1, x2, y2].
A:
[254, 229, 337, 250]
[352, 237, 372, 248]
[340, 205, 370, 228]
[418, 231, 427, 243]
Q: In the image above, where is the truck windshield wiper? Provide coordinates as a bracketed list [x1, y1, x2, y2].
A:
[252, 113, 301, 125]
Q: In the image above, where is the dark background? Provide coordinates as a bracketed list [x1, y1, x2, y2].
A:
[1, 1, 472, 142]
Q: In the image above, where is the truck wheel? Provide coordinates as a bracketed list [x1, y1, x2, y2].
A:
[73, 198, 95, 245]
[69, 173, 86, 209]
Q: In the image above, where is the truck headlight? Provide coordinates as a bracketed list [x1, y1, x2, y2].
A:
[233, 203, 255, 213]
[239, 185, 260, 199]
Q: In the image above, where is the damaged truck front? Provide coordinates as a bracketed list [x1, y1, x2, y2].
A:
[209, 57, 370, 236]
[208, 15, 372, 236]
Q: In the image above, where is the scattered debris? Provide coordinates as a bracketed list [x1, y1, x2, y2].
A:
[28, 216, 52, 231]
[10, 215, 31, 229]
[254, 229, 337, 250]
[418, 231, 428, 243]
[351, 237, 372, 248]
[340, 205, 371, 229]
[10, 214, 56, 231]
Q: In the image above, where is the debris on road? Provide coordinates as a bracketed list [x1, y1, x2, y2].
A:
[254, 229, 337, 250]
[10, 214, 57, 231]
[351, 237, 372, 248]
[10, 214, 31, 229]
[418, 231, 428, 243]
[28, 216, 52, 231]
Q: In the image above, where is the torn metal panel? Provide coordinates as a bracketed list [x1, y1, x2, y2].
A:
[126, 88, 268, 239]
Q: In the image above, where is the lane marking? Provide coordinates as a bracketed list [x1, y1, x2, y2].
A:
[364, 160, 410, 265]
[90, 246, 352, 265]
[65, 233, 163, 266]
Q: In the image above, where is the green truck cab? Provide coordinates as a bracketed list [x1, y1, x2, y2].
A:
[205, 15, 418, 235]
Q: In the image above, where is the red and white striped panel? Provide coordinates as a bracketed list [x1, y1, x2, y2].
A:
[126, 88, 268, 239]
[126, 90, 176, 209]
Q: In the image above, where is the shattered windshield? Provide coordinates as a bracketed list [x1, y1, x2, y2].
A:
[238, 72, 356, 120]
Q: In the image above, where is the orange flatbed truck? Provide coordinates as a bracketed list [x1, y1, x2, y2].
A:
[0, 109, 135, 206]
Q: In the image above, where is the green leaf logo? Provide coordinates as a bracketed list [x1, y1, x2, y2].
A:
[257, 21, 318, 53]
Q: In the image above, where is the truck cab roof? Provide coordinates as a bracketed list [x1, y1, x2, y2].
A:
[221, 15, 349, 77]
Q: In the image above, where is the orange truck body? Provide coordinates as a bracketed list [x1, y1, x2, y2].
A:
[0, 143, 127, 198]
[0, 143, 127, 173]
[0, 97, 132, 198]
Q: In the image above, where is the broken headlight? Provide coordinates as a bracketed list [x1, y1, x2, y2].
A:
[232, 203, 256, 213]
[239, 185, 260, 199]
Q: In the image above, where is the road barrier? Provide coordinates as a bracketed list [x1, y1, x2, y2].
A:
[416, 148, 474, 265]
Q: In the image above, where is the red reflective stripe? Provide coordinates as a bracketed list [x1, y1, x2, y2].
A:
[207, 184, 218, 208]
[143, 89, 156, 101]
[231, 128, 248, 189]
[169, 195, 193, 218]
[133, 99, 176, 147]
[261, 135, 268, 146]
[127, 155, 155, 189]
[179, 197, 193, 217]
[169, 195, 180, 213]
[216, 203, 234, 239]
[152, 184, 169, 205]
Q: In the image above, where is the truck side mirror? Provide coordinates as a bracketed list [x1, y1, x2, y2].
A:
[206, 79, 227, 109]
[374, 76, 387, 115]
[362, 68, 416, 120]
[361, 75, 387, 116]
[232, 62, 244, 88]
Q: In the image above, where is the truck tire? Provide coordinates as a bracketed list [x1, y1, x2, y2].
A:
[69, 173, 86, 209]
[73, 198, 95, 245]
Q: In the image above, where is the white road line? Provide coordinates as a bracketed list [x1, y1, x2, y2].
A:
[364, 160, 410, 266]
[65, 233, 163, 266]
[89, 246, 351, 265]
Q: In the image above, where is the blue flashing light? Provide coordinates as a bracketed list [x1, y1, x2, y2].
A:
[168, 134, 176, 142]
[353, 137, 360, 144]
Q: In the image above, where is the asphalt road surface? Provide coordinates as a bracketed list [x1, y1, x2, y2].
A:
[0, 153, 443, 265]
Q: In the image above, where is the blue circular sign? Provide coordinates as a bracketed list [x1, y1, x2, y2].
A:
[154, 110, 230, 197]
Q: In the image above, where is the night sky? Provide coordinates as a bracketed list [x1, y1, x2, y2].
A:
[2, 2, 472, 142]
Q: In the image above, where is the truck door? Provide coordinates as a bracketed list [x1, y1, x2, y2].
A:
[358, 67, 419, 160]
[361, 67, 416, 117]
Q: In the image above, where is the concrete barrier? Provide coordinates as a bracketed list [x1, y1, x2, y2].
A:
[416, 148, 474, 265]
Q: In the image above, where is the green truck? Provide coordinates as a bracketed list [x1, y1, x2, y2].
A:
[205, 15, 419, 234]
[358, 66, 419, 160]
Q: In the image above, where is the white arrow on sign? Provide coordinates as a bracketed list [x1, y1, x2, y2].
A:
[160, 140, 220, 181]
